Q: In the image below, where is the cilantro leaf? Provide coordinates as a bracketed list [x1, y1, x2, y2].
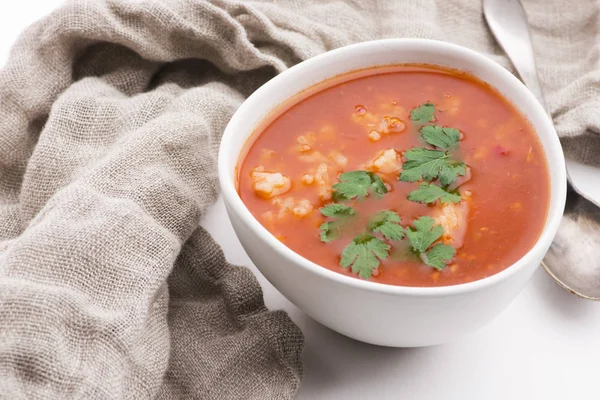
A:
[368, 210, 405, 240]
[399, 148, 447, 181]
[420, 125, 461, 149]
[439, 162, 467, 186]
[332, 170, 387, 201]
[399, 148, 466, 185]
[319, 204, 356, 243]
[320, 203, 356, 217]
[319, 222, 337, 242]
[421, 243, 455, 270]
[410, 102, 435, 124]
[405, 216, 444, 253]
[407, 183, 461, 204]
[340, 234, 389, 279]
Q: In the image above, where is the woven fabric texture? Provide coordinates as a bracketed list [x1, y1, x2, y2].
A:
[0, 0, 597, 398]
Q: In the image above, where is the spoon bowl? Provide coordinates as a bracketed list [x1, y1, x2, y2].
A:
[542, 188, 600, 300]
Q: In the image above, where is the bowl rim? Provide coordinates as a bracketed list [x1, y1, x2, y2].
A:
[218, 38, 567, 297]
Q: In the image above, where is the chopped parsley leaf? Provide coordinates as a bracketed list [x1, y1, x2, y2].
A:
[340, 233, 390, 279]
[319, 222, 339, 242]
[319, 204, 356, 243]
[368, 210, 405, 240]
[438, 162, 467, 186]
[406, 216, 455, 270]
[410, 102, 436, 124]
[399, 148, 466, 186]
[420, 125, 461, 149]
[421, 243, 456, 270]
[320, 203, 356, 217]
[332, 170, 387, 201]
[405, 216, 444, 253]
[407, 183, 461, 204]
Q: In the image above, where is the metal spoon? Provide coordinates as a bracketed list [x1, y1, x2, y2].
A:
[483, 0, 600, 300]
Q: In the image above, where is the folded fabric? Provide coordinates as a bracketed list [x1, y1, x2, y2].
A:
[0, 0, 597, 398]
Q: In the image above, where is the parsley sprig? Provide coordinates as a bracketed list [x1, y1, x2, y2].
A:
[406, 216, 455, 270]
[319, 204, 356, 243]
[410, 102, 436, 124]
[420, 125, 461, 150]
[368, 210, 405, 241]
[340, 234, 389, 279]
[400, 148, 466, 186]
[332, 170, 387, 201]
[403, 103, 467, 202]
[338, 210, 404, 279]
[407, 183, 461, 204]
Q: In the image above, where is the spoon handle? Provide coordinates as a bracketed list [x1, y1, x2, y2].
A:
[484, 0, 600, 211]
[483, 0, 548, 111]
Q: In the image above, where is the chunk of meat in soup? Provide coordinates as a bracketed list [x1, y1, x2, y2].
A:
[251, 166, 291, 199]
[433, 199, 470, 249]
[363, 148, 402, 174]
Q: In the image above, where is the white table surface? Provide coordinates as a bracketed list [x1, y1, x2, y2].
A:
[2, 2, 599, 399]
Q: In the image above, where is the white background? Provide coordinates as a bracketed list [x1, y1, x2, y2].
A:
[1, 2, 599, 399]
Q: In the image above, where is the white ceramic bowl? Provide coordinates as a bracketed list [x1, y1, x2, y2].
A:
[218, 39, 566, 347]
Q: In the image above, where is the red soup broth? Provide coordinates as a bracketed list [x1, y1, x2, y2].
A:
[237, 65, 550, 287]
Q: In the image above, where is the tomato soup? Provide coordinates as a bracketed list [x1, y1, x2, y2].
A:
[237, 65, 550, 287]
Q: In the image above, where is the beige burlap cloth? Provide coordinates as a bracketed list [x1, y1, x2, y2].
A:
[0, 0, 598, 398]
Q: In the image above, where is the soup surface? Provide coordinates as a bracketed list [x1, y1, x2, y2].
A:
[237, 65, 550, 287]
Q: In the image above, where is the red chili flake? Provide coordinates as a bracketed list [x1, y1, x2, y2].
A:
[494, 145, 509, 156]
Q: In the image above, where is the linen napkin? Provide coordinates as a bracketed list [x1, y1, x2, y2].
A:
[0, 0, 598, 398]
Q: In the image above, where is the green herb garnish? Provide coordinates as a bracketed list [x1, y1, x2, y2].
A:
[422, 243, 456, 271]
[340, 233, 390, 279]
[437, 162, 467, 187]
[332, 170, 387, 201]
[410, 102, 435, 124]
[406, 216, 454, 270]
[315, 101, 467, 279]
[407, 183, 461, 204]
[402, 103, 467, 185]
[405, 216, 443, 253]
[368, 210, 405, 240]
[399, 148, 466, 186]
[320, 203, 356, 217]
[319, 204, 356, 242]
[420, 125, 461, 149]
